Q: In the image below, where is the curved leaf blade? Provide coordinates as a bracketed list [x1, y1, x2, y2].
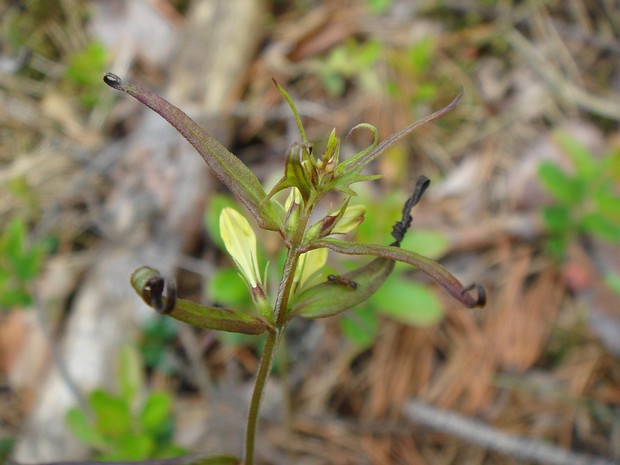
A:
[311, 238, 485, 308]
[346, 90, 462, 171]
[289, 257, 395, 319]
[103, 73, 283, 231]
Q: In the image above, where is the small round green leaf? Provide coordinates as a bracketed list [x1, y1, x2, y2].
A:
[140, 392, 172, 435]
[372, 278, 443, 326]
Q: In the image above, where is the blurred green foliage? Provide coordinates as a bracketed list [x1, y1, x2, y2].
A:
[365, 0, 393, 15]
[139, 316, 179, 373]
[0, 438, 13, 465]
[538, 133, 620, 257]
[64, 40, 108, 109]
[316, 39, 383, 96]
[386, 37, 440, 106]
[0, 217, 48, 309]
[66, 345, 185, 460]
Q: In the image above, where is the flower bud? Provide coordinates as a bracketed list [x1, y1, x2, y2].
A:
[220, 208, 262, 289]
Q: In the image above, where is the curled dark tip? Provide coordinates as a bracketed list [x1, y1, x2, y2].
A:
[103, 72, 123, 89]
[462, 282, 486, 307]
[143, 275, 177, 314]
[391, 175, 431, 246]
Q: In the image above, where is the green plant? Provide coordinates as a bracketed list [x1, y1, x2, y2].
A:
[66, 345, 184, 460]
[316, 38, 383, 96]
[538, 133, 620, 257]
[0, 217, 48, 309]
[0, 438, 14, 465]
[366, 0, 393, 15]
[139, 316, 178, 373]
[103, 72, 485, 465]
[65, 40, 108, 109]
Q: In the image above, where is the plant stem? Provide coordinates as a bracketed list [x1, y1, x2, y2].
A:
[244, 330, 278, 465]
[244, 205, 313, 465]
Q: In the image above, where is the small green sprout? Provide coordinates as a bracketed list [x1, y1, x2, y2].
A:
[66, 345, 185, 460]
[538, 133, 620, 257]
[104, 72, 485, 465]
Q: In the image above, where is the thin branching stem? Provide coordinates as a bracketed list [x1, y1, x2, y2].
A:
[244, 204, 313, 465]
[244, 330, 278, 465]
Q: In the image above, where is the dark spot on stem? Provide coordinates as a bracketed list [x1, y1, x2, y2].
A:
[103, 72, 123, 89]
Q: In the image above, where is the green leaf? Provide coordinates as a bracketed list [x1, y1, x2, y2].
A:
[89, 390, 132, 437]
[103, 73, 284, 231]
[118, 344, 144, 405]
[373, 278, 443, 326]
[140, 392, 172, 435]
[66, 41, 107, 87]
[140, 317, 178, 372]
[0, 288, 33, 308]
[538, 161, 583, 205]
[541, 205, 571, 233]
[153, 444, 186, 458]
[409, 37, 436, 74]
[545, 236, 568, 258]
[343, 92, 462, 174]
[367, 0, 392, 15]
[340, 305, 378, 348]
[290, 256, 395, 319]
[273, 79, 308, 144]
[400, 229, 450, 260]
[553, 132, 597, 179]
[605, 272, 620, 295]
[2, 218, 25, 264]
[593, 188, 620, 221]
[602, 148, 620, 181]
[208, 268, 253, 308]
[579, 212, 620, 242]
[186, 455, 240, 465]
[0, 437, 14, 464]
[114, 433, 154, 460]
[65, 407, 106, 449]
[312, 238, 485, 308]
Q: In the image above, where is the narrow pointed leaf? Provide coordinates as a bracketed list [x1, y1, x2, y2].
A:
[273, 78, 309, 145]
[131, 267, 271, 335]
[264, 143, 313, 202]
[311, 238, 485, 308]
[347, 90, 462, 171]
[340, 122, 379, 169]
[103, 73, 283, 230]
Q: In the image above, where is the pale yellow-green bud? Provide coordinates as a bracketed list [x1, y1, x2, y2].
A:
[220, 208, 262, 288]
[332, 204, 366, 234]
[293, 248, 328, 293]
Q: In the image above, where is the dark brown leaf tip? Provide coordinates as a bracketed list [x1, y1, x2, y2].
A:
[103, 72, 123, 89]
[143, 274, 177, 314]
[462, 282, 486, 307]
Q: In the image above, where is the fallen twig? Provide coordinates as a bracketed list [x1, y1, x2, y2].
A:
[404, 400, 619, 465]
